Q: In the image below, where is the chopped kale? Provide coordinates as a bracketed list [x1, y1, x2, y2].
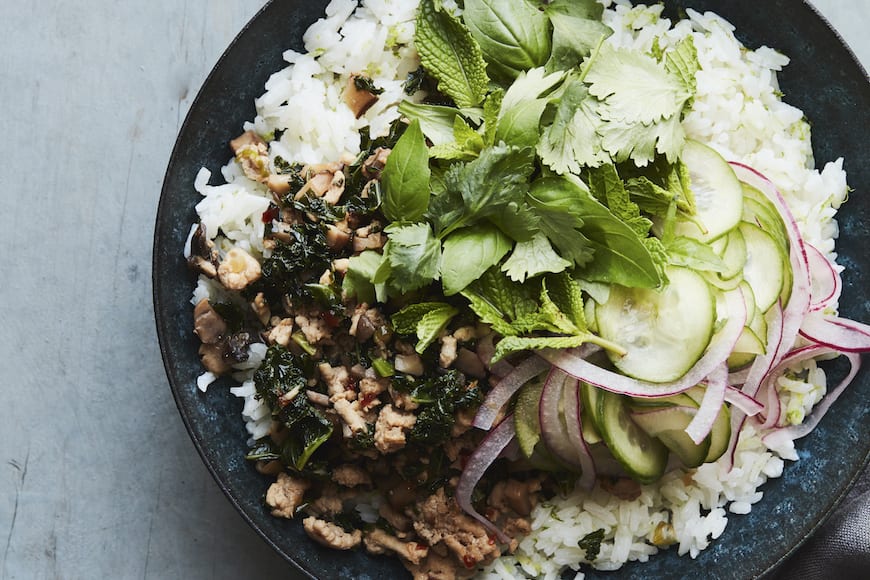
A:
[578, 528, 606, 562]
[254, 345, 333, 471]
[254, 221, 334, 307]
[403, 67, 427, 95]
[353, 75, 385, 95]
[332, 509, 366, 533]
[393, 370, 482, 445]
[293, 194, 347, 223]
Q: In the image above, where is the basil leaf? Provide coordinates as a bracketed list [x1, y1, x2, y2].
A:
[463, 0, 552, 82]
[530, 177, 662, 288]
[381, 119, 431, 223]
[441, 224, 512, 295]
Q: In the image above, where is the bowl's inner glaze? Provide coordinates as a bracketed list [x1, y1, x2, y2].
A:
[154, 1, 870, 578]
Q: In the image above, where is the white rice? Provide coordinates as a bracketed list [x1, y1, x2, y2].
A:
[188, 0, 851, 577]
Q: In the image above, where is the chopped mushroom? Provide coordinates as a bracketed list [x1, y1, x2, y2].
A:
[394, 354, 423, 376]
[193, 299, 227, 344]
[303, 516, 362, 550]
[344, 74, 380, 118]
[217, 247, 262, 290]
[362, 147, 391, 179]
[187, 223, 220, 278]
[230, 130, 270, 182]
[198, 343, 232, 375]
[439, 335, 458, 368]
[265, 473, 310, 519]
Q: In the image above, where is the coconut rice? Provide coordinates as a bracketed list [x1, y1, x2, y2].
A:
[185, 0, 850, 577]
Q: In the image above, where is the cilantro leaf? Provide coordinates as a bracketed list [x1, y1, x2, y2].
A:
[665, 36, 701, 96]
[502, 233, 572, 283]
[463, 0, 552, 82]
[381, 119, 431, 223]
[586, 44, 691, 125]
[537, 78, 610, 173]
[343, 250, 388, 304]
[416, 0, 490, 108]
[441, 224, 512, 295]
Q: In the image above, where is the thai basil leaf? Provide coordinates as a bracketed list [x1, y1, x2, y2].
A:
[381, 119, 430, 223]
[440, 224, 512, 295]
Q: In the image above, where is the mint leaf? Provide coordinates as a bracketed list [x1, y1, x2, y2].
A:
[482, 89, 505, 146]
[416, 0, 490, 108]
[415, 305, 459, 353]
[501, 233, 571, 283]
[429, 115, 485, 161]
[392, 302, 459, 353]
[381, 119, 431, 223]
[545, 273, 588, 331]
[460, 288, 519, 337]
[493, 334, 588, 361]
[441, 224, 512, 295]
[463, 0, 551, 82]
[382, 223, 442, 293]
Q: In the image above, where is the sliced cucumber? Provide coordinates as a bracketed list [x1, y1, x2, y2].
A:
[514, 375, 560, 470]
[739, 222, 785, 313]
[715, 228, 747, 281]
[674, 140, 744, 242]
[684, 386, 731, 463]
[597, 388, 669, 483]
[596, 266, 716, 383]
[579, 382, 603, 444]
[630, 406, 710, 468]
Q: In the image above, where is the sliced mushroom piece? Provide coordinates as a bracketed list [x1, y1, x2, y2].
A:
[193, 299, 227, 344]
[198, 342, 232, 375]
[344, 74, 381, 118]
[230, 131, 270, 182]
[186, 223, 220, 278]
[326, 224, 351, 251]
[362, 147, 391, 179]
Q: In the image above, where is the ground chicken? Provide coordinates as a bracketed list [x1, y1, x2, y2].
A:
[332, 464, 371, 488]
[364, 529, 428, 565]
[374, 405, 416, 454]
[487, 478, 542, 517]
[230, 131, 270, 182]
[318, 362, 353, 400]
[303, 516, 362, 550]
[267, 318, 294, 347]
[406, 550, 464, 580]
[264, 473, 310, 519]
[217, 247, 261, 290]
[411, 488, 501, 569]
[295, 314, 330, 345]
[251, 292, 271, 326]
[439, 335, 458, 368]
[333, 398, 368, 435]
[378, 503, 412, 534]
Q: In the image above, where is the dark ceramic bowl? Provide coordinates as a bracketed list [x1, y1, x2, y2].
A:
[153, 1, 870, 578]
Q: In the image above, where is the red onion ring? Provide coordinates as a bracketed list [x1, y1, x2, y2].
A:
[799, 312, 870, 353]
[473, 356, 549, 430]
[685, 363, 728, 444]
[805, 242, 842, 312]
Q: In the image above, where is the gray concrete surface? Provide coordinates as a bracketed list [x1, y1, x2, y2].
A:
[0, 1, 867, 579]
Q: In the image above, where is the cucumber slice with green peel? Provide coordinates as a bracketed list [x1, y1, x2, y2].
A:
[684, 386, 731, 463]
[741, 184, 790, 251]
[597, 388, 669, 483]
[630, 406, 711, 468]
[674, 140, 744, 242]
[596, 266, 716, 383]
[715, 228, 747, 281]
[727, 327, 765, 370]
[579, 386, 603, 444]
[739, 222, 785, 313]
[514, 375, 560, 470]
[738, 280, 757, 323]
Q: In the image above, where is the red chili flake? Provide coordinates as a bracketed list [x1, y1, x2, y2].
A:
[360, 392, 378, 408]
[459, 449, 471, 469]
[487, 534, 496, 545]
[261, 205, 279, 223]
[320, 312, 341, 328]
[414, 543, 427, 552]
[462, 555, 476, 569]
